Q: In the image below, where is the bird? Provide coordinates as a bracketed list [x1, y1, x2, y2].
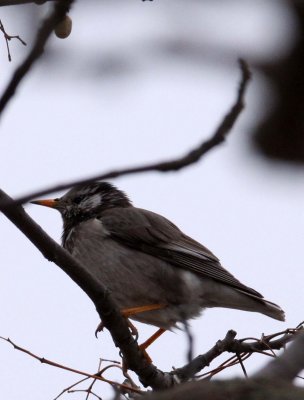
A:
[31, 181, 285, 349]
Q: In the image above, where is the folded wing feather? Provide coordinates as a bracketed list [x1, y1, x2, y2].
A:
[100, 207, 263, 298]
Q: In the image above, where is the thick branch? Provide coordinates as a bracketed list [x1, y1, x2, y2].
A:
[1, 1, 56, 6]
[144, 379, 304, 400]
[0, 0, 73, 118]
[1, 59, 251, 208]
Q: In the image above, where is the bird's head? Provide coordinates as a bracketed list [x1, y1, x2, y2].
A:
[31, 181, 132, 226]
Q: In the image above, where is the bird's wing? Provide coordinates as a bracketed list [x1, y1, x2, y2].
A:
[100, 207, 262, 298]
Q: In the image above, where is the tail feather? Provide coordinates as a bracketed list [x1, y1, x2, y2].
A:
[236, 288, 285, 321]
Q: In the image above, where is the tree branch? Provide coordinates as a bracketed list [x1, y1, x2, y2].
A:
[145, 332, 304, 400]
[254, 331, 304, 381]
[0, 188, 182, 389]
[1, 1, 56, 6]
[174, 324, 303, 382]
[0, 0, 73, 118]
[0, 59, 251, 208]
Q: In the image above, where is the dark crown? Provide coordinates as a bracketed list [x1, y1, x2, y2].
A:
[60, 181, 132, 233]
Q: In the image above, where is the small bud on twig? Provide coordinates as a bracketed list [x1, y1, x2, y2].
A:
[54, 15, 72, 39]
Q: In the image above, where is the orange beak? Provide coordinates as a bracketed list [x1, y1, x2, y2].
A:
[30, 199, 58, 208]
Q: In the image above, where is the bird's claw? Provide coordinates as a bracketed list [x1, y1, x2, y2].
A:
[94, 318, 138, 340]
[95, 321, 105, 338]
[127, 319, 139, 341]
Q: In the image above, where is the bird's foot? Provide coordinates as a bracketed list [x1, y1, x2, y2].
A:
[95, 321, 105, 338]
[122, 327, 166, 371]
[95, 318, 139, 339]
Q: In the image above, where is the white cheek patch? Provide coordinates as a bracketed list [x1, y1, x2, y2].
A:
[81, 193, 102, 209]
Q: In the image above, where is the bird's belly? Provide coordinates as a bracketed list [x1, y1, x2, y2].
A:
[67, 221, 203, 329]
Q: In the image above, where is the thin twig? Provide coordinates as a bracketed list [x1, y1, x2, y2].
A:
[54, 358, 104, 400]
[1, 324, 302, 395]
[0, 19, 26, 61]
[68, 389, 102, 400]
[254, 331, 304, 381]
[236, 353, 248, 378]
[0, 336, 143, 395]
[54, 375, 90, 400]
[0, 0, 73, 117]
[0, 59, 251, 208]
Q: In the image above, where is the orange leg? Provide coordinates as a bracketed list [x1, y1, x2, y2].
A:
[140, 328, 166, 361]
[95, 303, 166, 338]
[121, 303, 167, 318]
[140, 328, 166, 351]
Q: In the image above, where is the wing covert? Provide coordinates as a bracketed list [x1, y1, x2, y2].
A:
[100, 207, 262, 298]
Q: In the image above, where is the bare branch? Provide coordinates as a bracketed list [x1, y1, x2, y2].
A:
[1, 324, 302, 398]
[1, 1, 56, 6]
[0, 0, 74, 118]
[174, 324, 303, 382]
[254, 331, 304, 381]
[1, 59, 251, 208]
[145, 329, 304, 400]
[0, 336, 143, 395]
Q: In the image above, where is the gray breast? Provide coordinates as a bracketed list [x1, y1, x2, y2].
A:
[64, 218, 204, 329]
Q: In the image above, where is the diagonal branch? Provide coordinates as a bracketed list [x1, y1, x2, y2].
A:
[1, 59, 251, 208]
[0, 188, 175, 390]
[0, 336, 143, 394]
[0, 0, 74, 118]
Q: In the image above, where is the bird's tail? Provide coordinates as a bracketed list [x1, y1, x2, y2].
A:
[235, 288, 285, 321]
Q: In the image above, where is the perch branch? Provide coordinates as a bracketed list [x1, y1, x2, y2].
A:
[0, 188, 176, 390]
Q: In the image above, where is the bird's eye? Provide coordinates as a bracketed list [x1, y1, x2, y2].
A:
[54, 198, 60, 201]
[74, 196, 83, 204]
